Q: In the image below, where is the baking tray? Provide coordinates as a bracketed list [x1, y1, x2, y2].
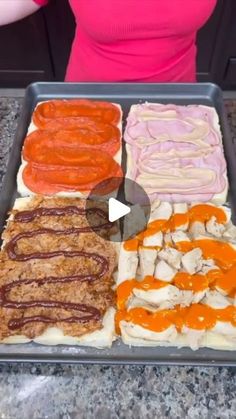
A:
[0, 82, 235, 366]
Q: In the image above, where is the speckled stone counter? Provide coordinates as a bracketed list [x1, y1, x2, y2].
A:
[0, 97, 236, 419]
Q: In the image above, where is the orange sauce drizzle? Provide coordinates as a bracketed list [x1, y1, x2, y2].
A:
[117, 267, 236, 312]
[117, 279, 136, 310]
[117, 276, 168, 310]
[184, 304, 216, 330]
[140, 245, 161, 251]
[142, 204, 226, 239]
[123, 238, 139, 251]
[116, 307, 173, 333]
[175, 241, 193, 253]
[143, 219, 168, 237]
[119, 204, 236, 335]
[168, 213, 189, 231]
[124, 204, 227, 247]
[188, 204, 227, 225]
[193, 239, 236, 270]
[215, 306, 235, 324]
[207, 266, 236, 296]
[139, 276, 167, 290]
[115, 304, 236, 334]
[172, 238, 236, 289]
[143, 214, 189, 238]
[173, 272, 209, 292]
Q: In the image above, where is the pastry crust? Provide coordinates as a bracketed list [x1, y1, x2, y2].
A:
[0, 196, 118, 347]
[116, 201, 236, 351]
[17, 101, 123, 198]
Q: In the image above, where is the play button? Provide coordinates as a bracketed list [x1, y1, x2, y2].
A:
[85, 177, 151, 242]
[108, 198, 130, 222]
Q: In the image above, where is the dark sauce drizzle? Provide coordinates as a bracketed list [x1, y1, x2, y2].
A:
[2, 206, 112, 330]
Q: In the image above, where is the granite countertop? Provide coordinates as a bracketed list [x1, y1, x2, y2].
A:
[0, 97, 236, 419]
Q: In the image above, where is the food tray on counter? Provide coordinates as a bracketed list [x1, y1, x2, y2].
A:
[0, 82, 236, 365]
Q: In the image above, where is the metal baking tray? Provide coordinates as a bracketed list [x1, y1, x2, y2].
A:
[0, 82, 235, 365]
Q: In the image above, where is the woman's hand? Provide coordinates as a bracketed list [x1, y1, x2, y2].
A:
[0, 0, 40, 26]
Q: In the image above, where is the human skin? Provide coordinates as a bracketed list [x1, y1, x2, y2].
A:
[0, 0, 39, 26]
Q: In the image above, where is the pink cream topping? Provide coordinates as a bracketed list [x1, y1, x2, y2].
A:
[124, 103, 227, 203]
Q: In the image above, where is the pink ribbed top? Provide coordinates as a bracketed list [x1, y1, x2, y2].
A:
[35, 0, 217, 82]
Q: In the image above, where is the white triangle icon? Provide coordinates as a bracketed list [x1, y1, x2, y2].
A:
[108, 198, 131, 222]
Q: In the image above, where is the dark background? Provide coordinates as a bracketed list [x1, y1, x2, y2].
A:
[0, 0, 235, 88]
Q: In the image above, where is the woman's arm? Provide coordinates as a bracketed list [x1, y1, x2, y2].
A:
[0, 0, 40, 26]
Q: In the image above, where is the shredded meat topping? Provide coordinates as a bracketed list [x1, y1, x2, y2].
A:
[0, 196, 117, 340]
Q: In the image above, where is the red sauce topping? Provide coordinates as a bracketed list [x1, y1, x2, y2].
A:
[22, 149, 123, 195]
[23, 125, 120, 158]
[33, 99, 121, 129]
[23, 99, 122, 195]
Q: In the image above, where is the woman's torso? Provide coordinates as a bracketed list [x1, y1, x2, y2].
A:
[66, 0, 217, 82]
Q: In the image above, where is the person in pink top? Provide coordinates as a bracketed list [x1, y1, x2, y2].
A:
[0, 0, 217, 83]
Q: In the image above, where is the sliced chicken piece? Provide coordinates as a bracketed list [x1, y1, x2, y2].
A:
[199, 258, 218, 275]
[158, 247, 182, 269]
[168, 289, 206, 308]
[191, 290, 208, 304]
[135, 264, 143, 281]
[176, 290, 196, 307]
[202, 290, 231, 309]
[139, 246, 157, 277]
[150, 200, 161, 213]
[143, 231, 163, 247]
[189, 221, 206, 239]
[126, 296, 158, 312]
[173, 203, 188, 213]
[214, 285, 228, 296]
[149, 201, 172, 223]
[223, 223, 236, 241]
[171, 231, 190, 245]
[177, 290, 206, 307]
[181, 326, 205, 351]
[117, 246, 138, 285]
[211, 322, 236, 338]
[173, 203, 189, 231]
[133, 285, 180, 308]
[216, 205, 231, 224]
[126, 294, 191, 312]
[164, 232, 173, 246]
[133, 287, 202, 309]
[181, 248, 202, 275]
[128, 288, 205, 316]
[121, 321, 178, 343]
[154, 260, 177, 282]
[206, 216, 225, 238]
[159, 290, 207, 307]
